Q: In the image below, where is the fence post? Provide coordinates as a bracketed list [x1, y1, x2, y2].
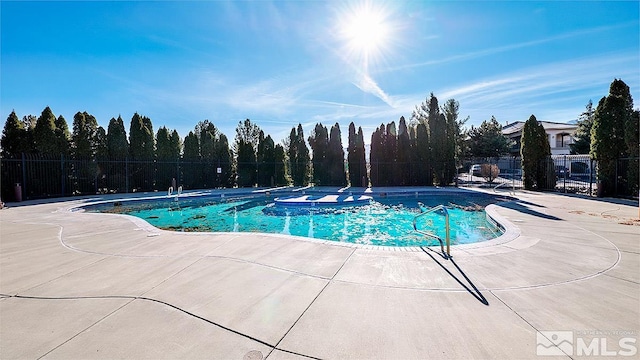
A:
[21, 152, 26, 199]
[125, 157, 129, 193]
[563, 155, 566, 193]
[61, 153, 65, 196]
[589, 158, 593, 196]
[615, 160, 618, 196]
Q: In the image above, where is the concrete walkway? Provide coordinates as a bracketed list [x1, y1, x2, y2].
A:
[0, 190, 638, 359]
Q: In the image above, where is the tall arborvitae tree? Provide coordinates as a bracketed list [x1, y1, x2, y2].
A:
[383, 122, 397, 186]
[624, 110, 639, 197]
[235, 119, 260, 187]
[129, 113, 154, 159]
[54, 115, 70, 157]
[128, 113, 154, 190]
[182, 131, 201, 189]
[467, 116, 510, 158]
[356, 126, 368, 187]
[95, 127, 108, 160]
[426, 94, 448, 186]
[415, 123, 432, 185]
[156, 126, 173, 160]
[327, 123, 346, 186]
[214, 133, 233, 188]
[71, 112, 99, 159]
[169, 130, 182, 159]
[347, 122, 357, 186]
[33, 106, 60, 154]
[521, 115, 554, 190]
[570, 100, 595, 154]
[155, 126, 176, 188]
[591, 79, 635, 196]
[295, 124, 311, 185]
[183, 131, 200, 159]
[308, 123, 329, 185]
[397, 117, 411, 186]
[442, 99, 467, 180]
[273, 143, 289, 186]
[1, 111, 29, 157]
[107, 116, 128, 158]
[257, 131, 276, 186]
[369, 124, 384, 186]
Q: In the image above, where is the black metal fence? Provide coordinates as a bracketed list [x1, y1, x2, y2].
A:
[458, 155, 599, 195]
[1, 153, 637, 202]
[0, 154, 237, 201]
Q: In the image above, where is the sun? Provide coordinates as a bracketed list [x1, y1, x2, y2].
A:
[339, 2, 392, 59]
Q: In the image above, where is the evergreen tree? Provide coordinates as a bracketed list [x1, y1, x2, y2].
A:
[95, 126, 108, 160]
[467, 116, 510, 158]
[182, 131, 201, 189]
[54, 115, 70, 157]
[235, 119, 260, 187]
[107, 116, 128, 158]
[273, 143, 289, 186]
[71, 112, 99, 159]
[624, 110, 639, 196]
[236, 139, 256, 187]
[442, 99, 467, 181]
[257, 131, 276, 186]
[170, 130, 182, 159]
[369, 124, 384, 186]
[347, 122, 360, 186]
[383, 122, 397, 186]
[521, 115, 554, 190]
[327, 123, 346, 186]
[155, 126, 176, 188]
[591, 79, 635, 196]
[415, 123, 432, 186]
[183, 131, 200, 159]
[33, 106, 59, 154]
[214, 133, 233, 188]
[308, 123, 329, 185]
[397, 117, 411, 185]
[129, 113, 154, 159]
[155, 127, 173, 159]
[1, 111, 29, 157]
[198, 120, 217, 188]
[426, 95, 449, 185]
[128, 113, 154, 190]
[356, 126, 368, 187]
[570, 100, 595, 154]
[294, 124, 311, 185]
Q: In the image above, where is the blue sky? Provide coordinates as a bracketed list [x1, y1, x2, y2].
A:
[1, 1, 638, 145]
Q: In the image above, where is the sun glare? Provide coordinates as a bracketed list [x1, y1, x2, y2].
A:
[339, 2, 392, 59]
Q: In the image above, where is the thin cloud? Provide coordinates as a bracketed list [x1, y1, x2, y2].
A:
[353, 73, 395, 107]
[385, 21, 638, 73]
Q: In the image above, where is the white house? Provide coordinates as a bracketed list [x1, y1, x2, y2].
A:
[502, 121, 578, 156]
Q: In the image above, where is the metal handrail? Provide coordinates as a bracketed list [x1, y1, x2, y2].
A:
[413, 205, 451, 258]
[493, 181, 515, 195]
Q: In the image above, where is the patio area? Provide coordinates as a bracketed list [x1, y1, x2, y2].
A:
[1, 189, 638, 359]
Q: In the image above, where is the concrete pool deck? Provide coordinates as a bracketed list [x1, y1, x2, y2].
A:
[0, 189, 638, 359]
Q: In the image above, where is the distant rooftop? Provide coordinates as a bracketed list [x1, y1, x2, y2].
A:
[502, 121, 578, 135]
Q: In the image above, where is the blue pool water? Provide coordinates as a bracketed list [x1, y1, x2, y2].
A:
[88, 192, 504, 247]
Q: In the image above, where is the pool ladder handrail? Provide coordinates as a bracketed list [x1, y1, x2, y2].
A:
[493, 181, 515, 196]
[413, 205, 451, 259]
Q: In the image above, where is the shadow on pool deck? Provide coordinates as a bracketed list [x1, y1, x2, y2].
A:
[420, 247, 489, 306]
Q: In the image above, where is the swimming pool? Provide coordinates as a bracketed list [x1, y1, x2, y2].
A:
[85, 190, 507, 247]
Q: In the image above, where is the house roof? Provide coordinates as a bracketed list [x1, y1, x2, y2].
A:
[502, 121, 578, 136]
